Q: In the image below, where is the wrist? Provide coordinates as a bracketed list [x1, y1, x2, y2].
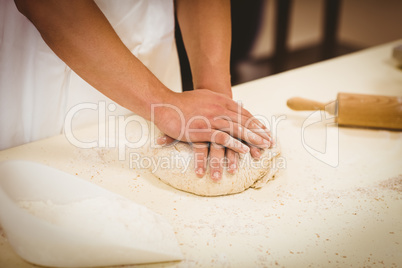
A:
[194, 74, 232, 98]
[124, 73, 175, 123]
[149, 88, 178, 126]
[195, 86, 232, 98]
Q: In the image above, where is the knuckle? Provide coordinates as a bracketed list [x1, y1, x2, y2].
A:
[250, 146, 259, 154]
[214, 132, 229, 145]
[211, 142, 224, 150]
[189, 120, 207, 130]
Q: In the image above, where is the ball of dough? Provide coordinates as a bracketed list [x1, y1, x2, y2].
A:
[135, 125, 281, 196]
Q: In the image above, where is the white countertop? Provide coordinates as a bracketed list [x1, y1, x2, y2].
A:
[1, 40, 401, 267]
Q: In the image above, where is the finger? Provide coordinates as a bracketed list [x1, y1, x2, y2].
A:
[187, 130, 250, 154]
[209, 145, 225, 181]
[244, 116, 272, 140]
[221, 110, 272, 142]
[211, 120, 271, 149]
[249, 145, 262, 159]
[215, 112, 272, 141]
[225, 100, 264, 129]
[156, 134, 176, 146]
[193, 142, 208, 178]
[208, 94, 265, 131]
[226, 148, 239, 174]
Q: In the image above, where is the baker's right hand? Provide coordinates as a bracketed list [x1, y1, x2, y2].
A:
[153, 89, 271, 154]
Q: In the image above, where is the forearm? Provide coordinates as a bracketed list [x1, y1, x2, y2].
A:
[175, 0, 232, 97]
[15, 0, 172, 120]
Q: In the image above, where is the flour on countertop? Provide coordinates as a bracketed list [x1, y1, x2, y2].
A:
[379, 175, 402, 193]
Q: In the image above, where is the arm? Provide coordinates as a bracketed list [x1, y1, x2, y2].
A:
[175, 0, 232, 97]
[175, 0, 272, 179]
[15, 0, 169, 121]
[15, 0, 269, 154]
[175, 0, 233, 179]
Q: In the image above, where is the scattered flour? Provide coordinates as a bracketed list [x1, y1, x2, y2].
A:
[379, 175, 402, 193]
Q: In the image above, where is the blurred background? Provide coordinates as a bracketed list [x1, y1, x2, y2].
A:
[176, 0, 402, 90]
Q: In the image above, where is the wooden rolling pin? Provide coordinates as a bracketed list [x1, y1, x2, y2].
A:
[287, 92, 402, 130]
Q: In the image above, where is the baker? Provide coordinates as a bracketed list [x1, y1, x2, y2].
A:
[0, 0, 272, 180]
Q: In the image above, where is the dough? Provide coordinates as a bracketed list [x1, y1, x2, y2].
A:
[134, 124, 281, 196]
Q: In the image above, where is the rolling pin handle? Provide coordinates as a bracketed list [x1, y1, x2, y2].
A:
[287, 97, 326, 111]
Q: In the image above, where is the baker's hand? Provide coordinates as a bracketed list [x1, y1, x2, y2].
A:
[189, 90, 273, 180]
[153, 89, 271, 153]
[155, 89, 272, 180]
[188, 104, 272, 181]
[157, 128, 272, 181]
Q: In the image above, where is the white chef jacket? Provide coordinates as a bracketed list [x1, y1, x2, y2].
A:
[0, 0, 181, 150]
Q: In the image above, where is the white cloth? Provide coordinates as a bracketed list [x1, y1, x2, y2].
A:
[0, 0, 181, 150]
